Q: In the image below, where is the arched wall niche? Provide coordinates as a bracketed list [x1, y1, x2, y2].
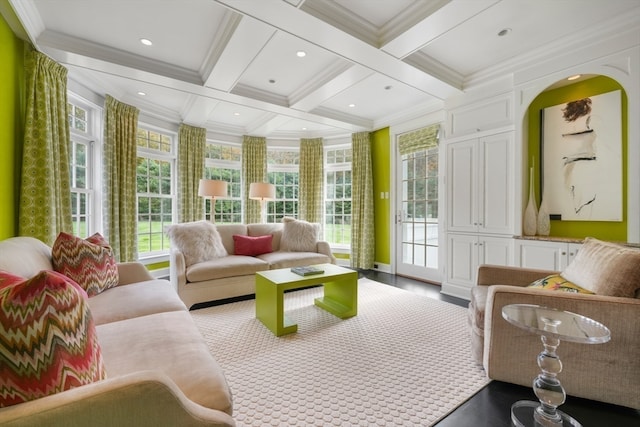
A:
[513, 47, 640, 243]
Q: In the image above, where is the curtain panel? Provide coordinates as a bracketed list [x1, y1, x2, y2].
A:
[178, 124, 206, 223]
[350, 131, 375, 269]
[103, 95, 139, 262]
[299, 138, 324, 223]
[19, 50, 73, 245]
[242, 136, 267, 224]
[397, 123, 440, 155]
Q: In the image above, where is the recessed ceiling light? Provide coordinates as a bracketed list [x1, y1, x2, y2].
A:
[497, 28, 511, 37]
[302, 127, 307, 130]
[567, 74, 581, 81]
[348, 104, 356, 108]
[384, 85, 392, 90]
[233, 112, 240, 116]
[137, 91, 146, 96]
[296, 50, 306, 58]
[140, 38, 153, 46]
[268, 79, 276, 84]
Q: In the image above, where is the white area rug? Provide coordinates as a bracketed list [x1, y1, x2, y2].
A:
[191, 278, 490, 426]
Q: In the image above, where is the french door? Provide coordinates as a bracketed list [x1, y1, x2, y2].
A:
[395, 146, 442, 283]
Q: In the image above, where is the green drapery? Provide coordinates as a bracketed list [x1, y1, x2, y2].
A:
[299, 138, 324, 223]
[19, 50, 72, 245]
[350, 131, 375, 269]
[242, 135, 267, 224]
[103, 95, 139, 262]
[178, 124, 206, 223]
[398, 123, 440, 155]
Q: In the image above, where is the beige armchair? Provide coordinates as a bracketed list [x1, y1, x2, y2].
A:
[469, 264, 640, 409]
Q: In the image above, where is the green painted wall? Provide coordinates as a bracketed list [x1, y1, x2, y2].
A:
[0, 15, 24, 240]
[371, 127, 391, 264]
[527, 76, 627, 241]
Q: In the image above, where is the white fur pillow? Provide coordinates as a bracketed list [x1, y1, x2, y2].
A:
[280, 217, 319, 252]
[166, 221, 227, 267]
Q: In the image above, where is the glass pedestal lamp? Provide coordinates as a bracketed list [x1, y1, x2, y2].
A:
[198, 179, 228, 223]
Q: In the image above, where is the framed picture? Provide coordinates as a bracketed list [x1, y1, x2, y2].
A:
[541, 90, 622, 221]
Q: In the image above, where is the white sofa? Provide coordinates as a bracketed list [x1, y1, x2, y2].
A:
[0, 236, 235, 427]
[170, 223, 336, 308]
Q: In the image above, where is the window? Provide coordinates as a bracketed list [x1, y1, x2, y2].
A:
[325, 147, 352, 246]
[205, 142, 242, 223]
[68, 99, 97, 238]
[136, 128, 175, 257]
[267, 149, 299, 223]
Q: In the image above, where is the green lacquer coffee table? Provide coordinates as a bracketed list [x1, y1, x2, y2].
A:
[255, 263, 358, 336]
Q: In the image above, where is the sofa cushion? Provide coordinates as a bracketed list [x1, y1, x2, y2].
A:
[528, 274, 594, 294]
[96, 311, 233, 414]
[166, 221, 227, 267]
[257, 251, 330, 269]
[216, 224, 249, 254]
[233, 234, 273, 256]
[186, 255, 269, 282]
[562, 237, 640, 298]
[51, 232, 119, 297]
[247, 223, 283, 251]
[88, 280, 186, 325]
[0, 237, 53, 279]
[0, 270, 106, 407]
[280, 217, 319, 252]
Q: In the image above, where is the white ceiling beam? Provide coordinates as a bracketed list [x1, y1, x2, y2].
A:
[202, 14, 277, 91]
[214, 0, 463, 99]
[381, 0, 500, 59]
[181, 95, 221, 127]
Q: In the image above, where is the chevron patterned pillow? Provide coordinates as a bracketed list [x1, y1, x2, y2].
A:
[52, 232, 119, 297]
[0, 270, 106, 407]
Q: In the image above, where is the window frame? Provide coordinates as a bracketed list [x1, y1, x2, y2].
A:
[324, 145, 352, 249]
[266, 147, 300, 223]
[204, 140, 242, 224]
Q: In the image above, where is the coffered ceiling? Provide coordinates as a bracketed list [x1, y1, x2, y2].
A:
[3, 0, 639, 139]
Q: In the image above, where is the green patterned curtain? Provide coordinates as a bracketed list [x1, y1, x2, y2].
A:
[299, 138, 324, 223]
[103, 95, 139, 262]
[351, 131, 375, 269]
[19, 50, 72, 245]
[242, 135, 267, 224]
[398, 123, 440, 155]
[178, 124, 206, 223]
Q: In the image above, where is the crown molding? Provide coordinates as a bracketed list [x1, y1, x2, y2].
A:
[231, 83, 289, 107]
[288, 59, 353, 107]
[403, 51, 464, 91]
[199, 9, 242, 82]
[6, 0, 44, 45]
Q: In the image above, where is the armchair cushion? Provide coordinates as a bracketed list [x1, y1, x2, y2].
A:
[0, 270, 106, 407]
[562, 237, 640, 298]
[527, 274, 594, 294]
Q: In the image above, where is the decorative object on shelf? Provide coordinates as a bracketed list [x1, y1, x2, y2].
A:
[523, 166, 538, 236]
[537, 191, 551, 236]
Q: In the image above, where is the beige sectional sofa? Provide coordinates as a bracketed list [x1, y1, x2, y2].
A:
[170, 222, 336, 308]
[0, 236, 235, 427]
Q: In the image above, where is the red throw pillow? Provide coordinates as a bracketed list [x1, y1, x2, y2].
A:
[52, 232, 119, 297]
[0, 270, 106, 407]
[233, 234, 273, 256]
[0, 270, 25, 290]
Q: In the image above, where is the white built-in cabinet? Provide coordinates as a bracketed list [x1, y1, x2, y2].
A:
[446, 234, 513, 297]
[446, 132, 513, 235]
[443, 131, 514, 299]
[514, 239, 582, 271]
[442, 92, 515, 300]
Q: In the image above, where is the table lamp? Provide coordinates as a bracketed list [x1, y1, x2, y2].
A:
[249, 182, 275, 223]
[199, 179, 228, 222]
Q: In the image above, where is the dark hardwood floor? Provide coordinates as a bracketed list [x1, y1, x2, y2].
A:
[360, 270, 640, 427]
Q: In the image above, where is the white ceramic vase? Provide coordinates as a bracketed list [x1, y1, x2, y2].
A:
[537, 189, 551, 236]
[523, 167, 538, 236]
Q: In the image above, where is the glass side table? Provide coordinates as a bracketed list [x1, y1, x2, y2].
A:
[502, 304, 610, 427]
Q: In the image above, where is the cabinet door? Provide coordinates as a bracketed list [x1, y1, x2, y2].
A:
[480, 236, 514, 266]
[478, 133, 512, 235]
[515, 240, 564, 271]
[446, 233, 478, 289]
[447, 140, 477, 232]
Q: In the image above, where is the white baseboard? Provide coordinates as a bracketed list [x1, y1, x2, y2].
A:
[372, 263, 392, 273]
[440, 282, 471, 301]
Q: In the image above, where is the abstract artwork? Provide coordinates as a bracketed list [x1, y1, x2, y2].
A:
[541, 90, 622, 221]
